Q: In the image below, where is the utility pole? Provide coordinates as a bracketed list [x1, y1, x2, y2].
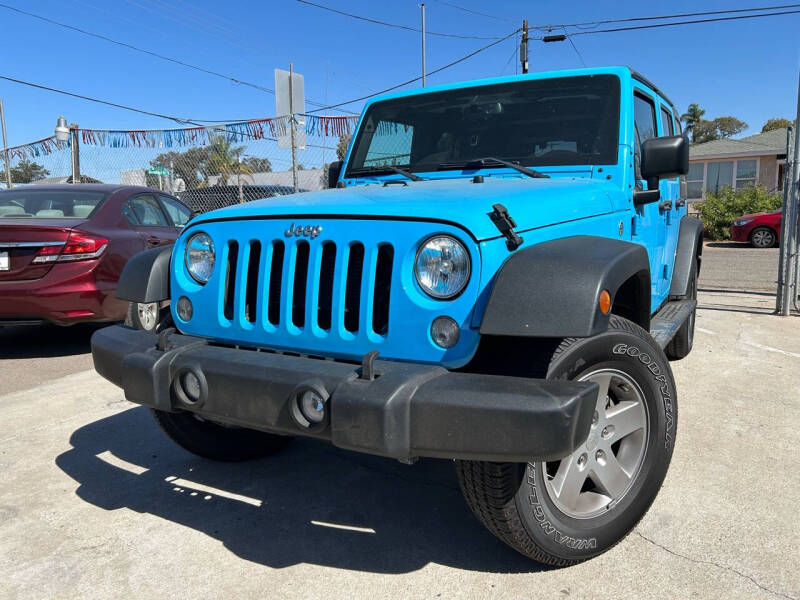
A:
[520, 19, 529, 74]
[289, 62, 299, 194]
[0, 99, 12, 188]
[421, 4, 427, 86]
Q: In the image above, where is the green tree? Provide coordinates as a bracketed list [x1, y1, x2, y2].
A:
[9, 160, 49, 183]
[241, 156, 272, 173]
[680, 103, 706, 141]
[150, 147, 211, 188]
[336, 133, 352, 161]
[205, 135, 248, 182]
[692, 120, 718, 144]
[714, 116, 748, 139]
[761, 118, 794, 132]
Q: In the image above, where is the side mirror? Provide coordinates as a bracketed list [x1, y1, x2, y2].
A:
[641, 134, 689, 182]
[327, 161, 343, 189]
[635, 135, 689, 206]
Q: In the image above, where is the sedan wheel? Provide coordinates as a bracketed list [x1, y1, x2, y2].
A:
[750, 227, 776, 248]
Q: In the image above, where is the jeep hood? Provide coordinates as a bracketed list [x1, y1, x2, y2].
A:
[191, 177, 615, 241]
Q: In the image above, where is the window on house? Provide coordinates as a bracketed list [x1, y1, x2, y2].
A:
[735, 159, 757, 189]
[705, 161, 733, 194]
[660, 107, 674, 136]
[687, 163, 704, 198]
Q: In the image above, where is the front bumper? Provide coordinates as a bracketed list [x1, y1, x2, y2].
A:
[91, 325, 597, 463]
[729, 225, 748, 242]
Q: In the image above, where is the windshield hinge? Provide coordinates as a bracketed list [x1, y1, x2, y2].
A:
[488, 203, 523, 251]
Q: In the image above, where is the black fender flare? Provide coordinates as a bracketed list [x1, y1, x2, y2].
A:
[479, 236, 650, 338]
[669, 216, 703, 298]
[115, 245, 172, 303]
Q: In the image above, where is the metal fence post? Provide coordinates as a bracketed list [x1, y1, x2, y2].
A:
[0, 99, 12, 188]
[70, 124, 81, 184]
[776, 127, 795, 314]
[777, 71, 800, 315]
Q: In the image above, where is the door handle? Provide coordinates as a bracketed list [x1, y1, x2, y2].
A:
[676, 199, 686, 207]
[146, 235, 161, 247]
[658, 200, 673, 211]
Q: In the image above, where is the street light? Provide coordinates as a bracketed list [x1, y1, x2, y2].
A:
[54, 116, 69, 142]
[54, 115, 80, 183]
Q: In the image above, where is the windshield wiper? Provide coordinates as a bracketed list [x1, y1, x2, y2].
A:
[349, 166, 423, 182]
[440, 157, 550, 179]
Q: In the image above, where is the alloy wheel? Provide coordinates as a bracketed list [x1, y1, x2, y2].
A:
[542, 368, 649, 519]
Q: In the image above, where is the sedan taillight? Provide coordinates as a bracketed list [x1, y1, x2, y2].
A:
[32, 230, 108, 264]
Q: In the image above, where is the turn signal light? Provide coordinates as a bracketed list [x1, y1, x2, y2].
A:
[32, 230, 108, 264]
[599, 289, 612, 315]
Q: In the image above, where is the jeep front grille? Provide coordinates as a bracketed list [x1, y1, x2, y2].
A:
[220, 237, 394, 337]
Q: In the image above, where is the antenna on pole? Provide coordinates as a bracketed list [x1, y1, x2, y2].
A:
[421, 3, 427, 87]
[520, 19, 529, 74]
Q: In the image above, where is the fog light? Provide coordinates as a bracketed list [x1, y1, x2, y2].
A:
[182, 371, 201, 402]
[290, 381, 330, 431]
[300, 390, 326, 424]
[177, 296, 193, 321]
[431, 316, 460, 348]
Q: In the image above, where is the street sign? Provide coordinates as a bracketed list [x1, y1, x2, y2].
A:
[147, 166, 170, 176]
[274, 68, 306, 149]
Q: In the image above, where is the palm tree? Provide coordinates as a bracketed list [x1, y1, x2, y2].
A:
[680, 104, 706, 142]
[205, 135, 251, 184]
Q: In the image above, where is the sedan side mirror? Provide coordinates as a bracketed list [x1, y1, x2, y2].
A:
[327, 161, 343, 189]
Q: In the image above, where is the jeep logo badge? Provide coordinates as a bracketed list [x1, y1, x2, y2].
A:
[285, 223, 323, 239]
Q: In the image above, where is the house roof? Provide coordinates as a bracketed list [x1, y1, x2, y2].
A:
[690, 127, 789, 159]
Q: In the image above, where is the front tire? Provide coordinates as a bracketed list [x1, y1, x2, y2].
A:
[457, 316, 677, 565]
[750, 226, 776, 248]
[125, 302, 171, 332]
[151, 409, 291, 462]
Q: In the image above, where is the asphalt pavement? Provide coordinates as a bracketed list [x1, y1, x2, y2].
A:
[699, 241, 779, 293]
[1, 244, 797, 599]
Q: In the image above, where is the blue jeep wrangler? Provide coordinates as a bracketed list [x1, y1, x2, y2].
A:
[92, 66, 702, 566]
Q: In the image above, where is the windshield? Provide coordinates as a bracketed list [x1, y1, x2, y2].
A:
[346, 75, 620, 176]
[0, 189, 108, 219]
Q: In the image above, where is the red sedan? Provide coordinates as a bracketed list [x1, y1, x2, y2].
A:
[0, 185, 191, 327]
[730, 210, 782, 248]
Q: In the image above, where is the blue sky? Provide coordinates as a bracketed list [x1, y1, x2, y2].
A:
[0, 0, 798, 148]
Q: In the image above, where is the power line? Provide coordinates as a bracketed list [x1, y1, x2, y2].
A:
[535, 3, 800, 31]
[431, 0, 517, 24]
[0, 2, 357, 115]
[296, 0, 503, 39]
[563, 28, 587, 66]
[308, 29, 519, 113]
[561, 8, 800, 37]
[0, 74, 201, 125]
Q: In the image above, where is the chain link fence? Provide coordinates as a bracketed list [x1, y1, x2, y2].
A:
[1, 115, 356, 214]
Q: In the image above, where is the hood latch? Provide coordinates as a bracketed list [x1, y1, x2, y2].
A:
[488, 203, 523, 251]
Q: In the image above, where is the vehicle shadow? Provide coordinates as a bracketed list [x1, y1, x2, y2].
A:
[55, 407, 541, 574]
[0, 323, 104, 359]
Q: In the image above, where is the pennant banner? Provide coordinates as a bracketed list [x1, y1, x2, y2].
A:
[3, 115, 358, 161]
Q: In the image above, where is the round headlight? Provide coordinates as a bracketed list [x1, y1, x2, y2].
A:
[414, 235, 471, 299]
[184, 232, 215, 284]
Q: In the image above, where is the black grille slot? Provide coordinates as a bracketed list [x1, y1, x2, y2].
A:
[223, 241, 239, 321]
[344, 243, 365, 333]
[292, 241, 310, 327]
[244, 241, 261, 323]
[317, 242, 336, 330]
[267, 241, 285, 325]
[372, 244, 393, 335]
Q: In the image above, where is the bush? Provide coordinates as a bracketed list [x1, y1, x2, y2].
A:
[695, 185, 782, 240]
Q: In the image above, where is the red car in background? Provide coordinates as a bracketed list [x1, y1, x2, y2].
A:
[0, 185, 192, 328]
[730, 210, 782, 248]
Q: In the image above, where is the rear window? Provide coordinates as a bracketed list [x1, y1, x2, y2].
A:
[0, 190, 108, 218]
